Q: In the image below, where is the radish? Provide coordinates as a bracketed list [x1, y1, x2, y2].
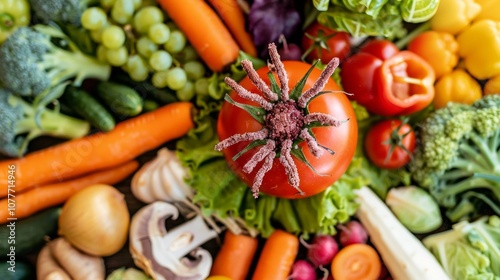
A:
[278, 43, 302, 61]
[338, 220, 368, 247]
[277, 34, 303, 61]
[300, 235, 339, 267]
[287, 260, 316, 280]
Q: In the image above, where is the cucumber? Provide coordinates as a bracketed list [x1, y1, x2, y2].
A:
[96, 81, 143, 116]
[0, 260, 35, 280]
[110, 69, 178, 104]
[0, 208, 61, 256]
[62, 86, 116, 132]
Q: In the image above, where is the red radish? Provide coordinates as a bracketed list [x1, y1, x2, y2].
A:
[338, 220, 368, 246]
[287, 260, 316, 280]
[278, 34, 303, 61]
[300, 235, 339, 267]
[278, 43, 303, 61]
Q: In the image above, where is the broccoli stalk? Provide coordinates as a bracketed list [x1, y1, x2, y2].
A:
[36, 26, 109, 87]
[0, 88, 90, 157]
[435, 130, 500, 196]
[0, 24, 110, 99]
[410, 94, 500, 222]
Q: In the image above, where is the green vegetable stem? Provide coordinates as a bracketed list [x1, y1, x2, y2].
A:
[0, 88, 90, 157]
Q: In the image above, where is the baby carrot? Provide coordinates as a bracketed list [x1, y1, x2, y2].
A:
[210, 230, 259, 280]
[0, 160, 139, 223]
[207, 0, 257, 57]
[156, 0, 240, 72]
[0, 102, 194, 197]
[252, 229, 299, 280]
[331, 243, 382, 280]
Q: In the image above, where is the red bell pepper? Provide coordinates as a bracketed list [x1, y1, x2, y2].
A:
[341, 39, 435, 116]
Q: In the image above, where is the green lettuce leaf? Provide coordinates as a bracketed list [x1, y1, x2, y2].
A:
[312, 0, 438, 37]
[317, 5, 406, 39]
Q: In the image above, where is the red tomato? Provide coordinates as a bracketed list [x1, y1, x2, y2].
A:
[301, 22, 351, 63]
[217, 61, 358, 199]
[364, 119, 416, 169]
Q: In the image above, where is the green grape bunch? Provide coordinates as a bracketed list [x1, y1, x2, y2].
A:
[81, 0, 211, 102]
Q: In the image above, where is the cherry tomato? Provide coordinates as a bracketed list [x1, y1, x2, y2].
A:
[364, 119, 416, 169]
[217, 61, 358, 199]
[301, 22, 351, 63]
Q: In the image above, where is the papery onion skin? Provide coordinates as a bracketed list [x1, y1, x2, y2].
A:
[58, 184, 130, 257]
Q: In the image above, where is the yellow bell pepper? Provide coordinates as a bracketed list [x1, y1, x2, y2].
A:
[457, 19, 500, 80]
[0, 0, 30, 43]
[474, 0, 500, 22]
[433, 69, 482, 109]
[484, 74, 500, 95]
[430, 0, 481, 35]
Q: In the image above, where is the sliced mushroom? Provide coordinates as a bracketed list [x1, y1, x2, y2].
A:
[129, 201, 217, 280]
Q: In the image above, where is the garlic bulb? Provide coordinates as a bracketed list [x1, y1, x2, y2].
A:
[132, 148, 259, 237]
[132, 148, 193, 203]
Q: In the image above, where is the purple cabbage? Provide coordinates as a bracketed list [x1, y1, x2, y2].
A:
[248, 0, 303, 58]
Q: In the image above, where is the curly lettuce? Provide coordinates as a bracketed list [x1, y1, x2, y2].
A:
[312, 0, 439, 38]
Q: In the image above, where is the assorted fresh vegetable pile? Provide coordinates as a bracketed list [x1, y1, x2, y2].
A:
[0, 0, 499, 279]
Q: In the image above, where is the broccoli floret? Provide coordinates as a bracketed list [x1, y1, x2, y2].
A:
[409, 95, 500, 221]
[0, 88, 90, 157]
[0, 25, 110, 97]
[29, 0, 98, 26]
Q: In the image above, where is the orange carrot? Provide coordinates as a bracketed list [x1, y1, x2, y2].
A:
[207, 0, 257, 57]
[210, 230, 259, 280]
[251, 229, 299, 280]
[331, 244, 382, 280]
[0, 160, 139, 223]
[156, 0, 240, 72]
[0, 102, 194, 197]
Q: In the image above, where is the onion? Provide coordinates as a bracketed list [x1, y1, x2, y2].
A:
[58, 184, 130, 256]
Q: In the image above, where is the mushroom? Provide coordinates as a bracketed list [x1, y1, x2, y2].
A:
[129, 201, 218, 280]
